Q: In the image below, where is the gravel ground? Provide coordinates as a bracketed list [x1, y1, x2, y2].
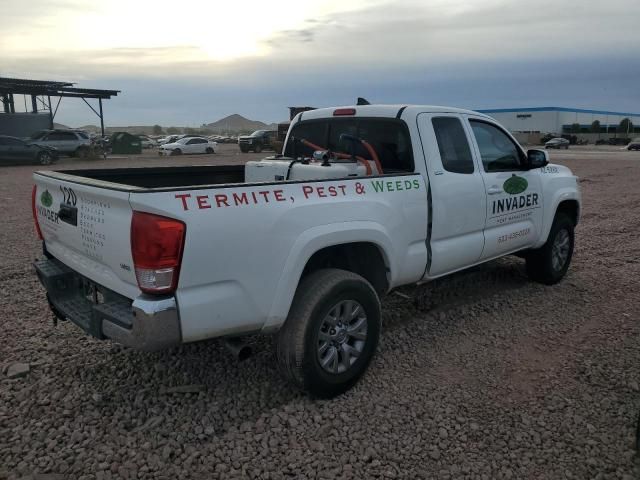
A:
[1, 145, 640, 479]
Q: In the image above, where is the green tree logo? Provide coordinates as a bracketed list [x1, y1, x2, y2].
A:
[40, 189, 53, 207]
[503, 176, 528, 195]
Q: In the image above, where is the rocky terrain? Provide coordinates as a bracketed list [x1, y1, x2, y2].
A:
[1, 146, 639, 479]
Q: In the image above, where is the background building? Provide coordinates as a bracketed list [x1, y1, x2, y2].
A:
[478, 107, 640, 137]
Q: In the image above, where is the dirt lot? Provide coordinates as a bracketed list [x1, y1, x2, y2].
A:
[1, 145, 640, 479]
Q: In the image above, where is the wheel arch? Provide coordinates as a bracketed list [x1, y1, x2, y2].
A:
[535, 189, 581, 248]
[262, 223, 395, 333]
[556, 199, 580, 226]
[301, 242, 389, 296]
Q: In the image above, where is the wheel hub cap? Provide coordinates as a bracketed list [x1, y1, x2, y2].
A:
[317, 300, 368, 374]
[551, 228, 570, 272]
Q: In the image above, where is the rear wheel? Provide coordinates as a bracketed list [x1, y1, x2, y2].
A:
[205, 147, 214, 154]
[254, 144, 262, 153]
[526, 213, 574, 285]
[276, 269, 381, 398]
[37, 151, 53, 165]
[75, 146, 89, 159]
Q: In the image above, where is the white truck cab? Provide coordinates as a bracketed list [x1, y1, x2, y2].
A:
[32, 104, 580, 397]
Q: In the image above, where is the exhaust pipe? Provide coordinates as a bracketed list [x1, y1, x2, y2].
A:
[222, 337, 252, 361]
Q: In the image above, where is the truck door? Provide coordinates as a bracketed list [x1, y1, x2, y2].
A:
[417, 114, 487, 277]
[466, 117, 543, 259]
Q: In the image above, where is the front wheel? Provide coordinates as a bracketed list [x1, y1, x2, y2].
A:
[37, 151, 53, 165]
[253, 144, 262, 153]
[205, 147, 214, 154]
[171, 148, 182, 156]
[75, 147, 89, 159]
[276, 269, 381, 398]
[526, 213, 574, 285]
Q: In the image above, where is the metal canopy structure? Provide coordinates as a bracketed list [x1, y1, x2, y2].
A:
[0, 77, 119, 136]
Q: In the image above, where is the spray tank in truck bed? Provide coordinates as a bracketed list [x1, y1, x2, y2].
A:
[244, 134, 383, 183]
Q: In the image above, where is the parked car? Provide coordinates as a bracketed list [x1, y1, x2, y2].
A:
[210, 135, 235, 144]
[32, 104, 581, 397]
[627, 138, 640, 151]
[545, 138, 570, 149]
[138, 136, 157, 149]
[238, 130, 277, 153]
[0, 135, 57, 165]
[540, 133, 556, 144]
[609, 137, 631, 146]
[158, 136, 217, 156]
[158, 135, 181, 145]
[29, 129, 91, 157]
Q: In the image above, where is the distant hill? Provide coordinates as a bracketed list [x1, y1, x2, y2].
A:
[204, 114, 277, 133]
[53, 122, 70, 129]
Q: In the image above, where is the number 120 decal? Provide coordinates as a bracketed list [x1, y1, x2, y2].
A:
[60, 185, 77, 206]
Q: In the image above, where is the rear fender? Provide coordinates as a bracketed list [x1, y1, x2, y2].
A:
[261, 222, 394, 332]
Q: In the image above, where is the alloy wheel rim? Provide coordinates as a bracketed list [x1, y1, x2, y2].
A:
[551, 229, 570, 271]
[317, 300, 368, 374]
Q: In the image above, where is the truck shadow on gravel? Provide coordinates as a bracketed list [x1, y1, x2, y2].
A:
[65, 257, 531, 439]
[383, 256, 531, 331]
[70, 334, 304, 434]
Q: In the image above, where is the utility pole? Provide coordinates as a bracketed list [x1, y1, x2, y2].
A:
[99, 98, 105, 138]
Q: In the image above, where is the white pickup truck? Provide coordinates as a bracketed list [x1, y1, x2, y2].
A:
[32, 105, 581, 397]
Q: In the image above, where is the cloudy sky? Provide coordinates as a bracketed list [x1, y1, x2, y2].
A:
[2, 0, 638, 126]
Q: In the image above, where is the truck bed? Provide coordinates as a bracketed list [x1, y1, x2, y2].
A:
[39, 165, 246, 190]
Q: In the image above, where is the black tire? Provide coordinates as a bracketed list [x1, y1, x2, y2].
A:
[276, 268, 381, 398]
[239, 147, 248, 153]
[636, 409, 640, 452]
[564, 145, 569, 150]
[171, 148, 182, 156]
[75, 146, 89, 159]
[526, 213, 574, 285]
[254, 144, 262, 153]
[205, 147, 214, 154]
[37, 151, 53, 165]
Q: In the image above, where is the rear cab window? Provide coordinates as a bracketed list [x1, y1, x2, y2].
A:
[284, 118, 414, 173]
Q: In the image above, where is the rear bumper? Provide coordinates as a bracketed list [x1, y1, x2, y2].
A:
[34, 257, 181, 351]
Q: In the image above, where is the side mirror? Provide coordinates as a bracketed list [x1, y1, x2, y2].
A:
[527, 149, 549, 169]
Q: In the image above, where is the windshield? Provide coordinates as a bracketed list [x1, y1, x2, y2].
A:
[283, 117, 414, 173]
[250, 130, 265, 137]
[30, 131, 46, 140]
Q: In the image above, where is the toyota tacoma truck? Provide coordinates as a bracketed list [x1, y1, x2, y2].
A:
[32, 105, 581, 397]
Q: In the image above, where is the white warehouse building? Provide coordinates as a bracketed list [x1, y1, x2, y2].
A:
[477, 107, 640, 135]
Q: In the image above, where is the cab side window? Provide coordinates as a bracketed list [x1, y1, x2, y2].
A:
[432, 117, 474, 174]
[470, 121, 524, 172]
[46, 132, 76, 141]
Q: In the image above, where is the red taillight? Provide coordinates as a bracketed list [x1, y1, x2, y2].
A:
[32, 185, 43, 240]
[131, 211, 186, 295]
[333, 108, 356, 116]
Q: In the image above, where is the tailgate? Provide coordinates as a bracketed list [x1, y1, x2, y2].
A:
[34, 174, 140, 299]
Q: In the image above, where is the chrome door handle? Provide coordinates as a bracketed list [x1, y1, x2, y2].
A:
[487, 186, 502, 195]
